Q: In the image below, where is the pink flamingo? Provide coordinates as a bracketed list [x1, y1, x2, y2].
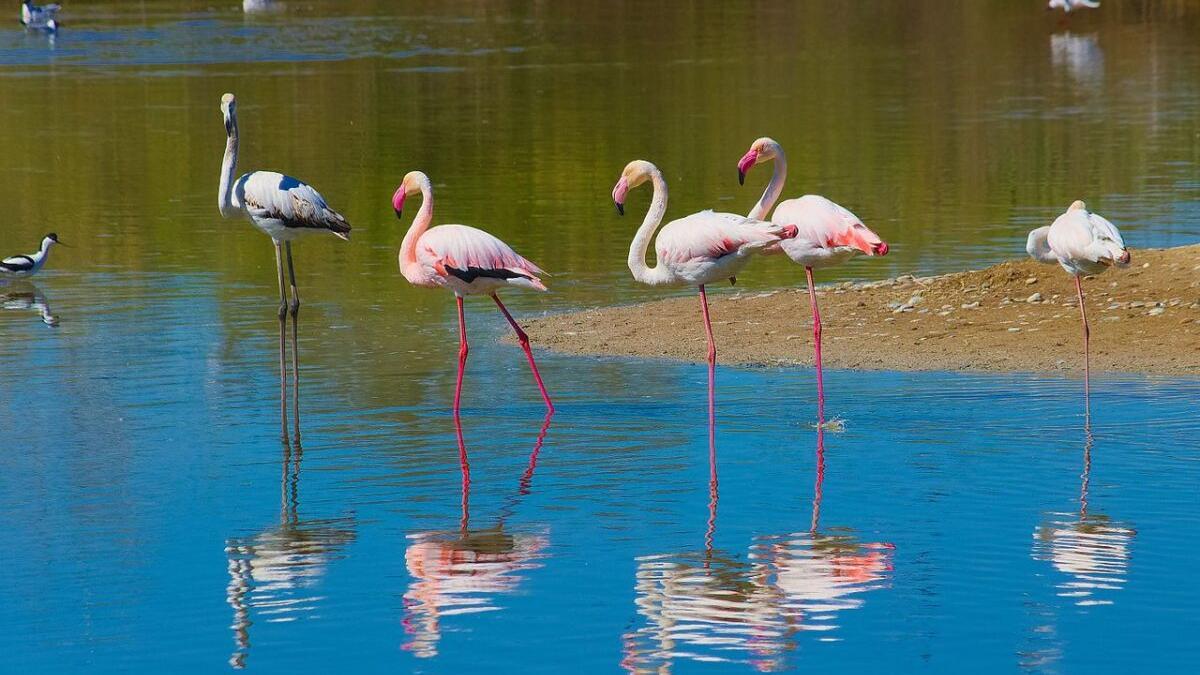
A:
[611, 160, 798, 365]
[1026, 200, 1130, 393]
[736, 137, 889, 409]
[393, 171, 553, 413]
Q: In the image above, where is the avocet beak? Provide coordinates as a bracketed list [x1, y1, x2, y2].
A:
[737, 149, 758, 186]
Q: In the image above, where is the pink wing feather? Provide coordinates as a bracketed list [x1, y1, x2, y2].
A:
[418, 224, 546, 289]
[656, 210, 787, 264]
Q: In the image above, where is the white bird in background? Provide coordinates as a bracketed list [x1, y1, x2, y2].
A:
[1027, 200, 1130, 391]
[217, 92, 351, 440]
[1, 233, 65, 277]
[1049, 0, 1101, 12]
[19, 0, 59, 27]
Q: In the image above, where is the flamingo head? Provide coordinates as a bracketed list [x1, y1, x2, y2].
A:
[220, 93, 236, 134]
[392, 171, 428, 219]
[613, 160, 655, 216]
[737, 137, 781, 185]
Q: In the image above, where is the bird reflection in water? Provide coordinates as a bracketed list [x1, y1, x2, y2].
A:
[1032, 411, 1135, 607]
[0, 281, 58, 326]
[1050, 32, 1104, 87]
[400, 411, 553, 659]
[622, 375, 893, 672]
[225, 439, 357, 669]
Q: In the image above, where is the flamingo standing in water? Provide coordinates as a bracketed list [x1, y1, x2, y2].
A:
[610, 160, 798, 365]
[1026, 200, 1130, 392]
[393, 171, 553, 413]
[218, 93, 351, 440]
[736, 138, 888, 408]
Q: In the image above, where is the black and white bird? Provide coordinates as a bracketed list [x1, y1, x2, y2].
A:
[19, 0, 60, 27]
[1, 233, 65, 277]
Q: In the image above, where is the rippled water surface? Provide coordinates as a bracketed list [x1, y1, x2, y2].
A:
[1, 0, 1198, 672]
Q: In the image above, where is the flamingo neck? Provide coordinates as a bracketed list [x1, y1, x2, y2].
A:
[748, 147, 787, 221]
[218, 113, 240, 218]
[627, 168, 674, 286]
[399, 176, 434, 284]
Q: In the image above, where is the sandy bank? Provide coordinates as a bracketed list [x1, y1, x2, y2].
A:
[523, 245, 1200, 375]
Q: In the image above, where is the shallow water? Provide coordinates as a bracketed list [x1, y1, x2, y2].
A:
[1, 0, 1199, 672]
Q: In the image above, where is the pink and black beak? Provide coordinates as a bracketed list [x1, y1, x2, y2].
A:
[612, 177, 628, 216]
[392, 186, 406, 219]
[737, 149, 758, 186]
[871, 241, 889, 256]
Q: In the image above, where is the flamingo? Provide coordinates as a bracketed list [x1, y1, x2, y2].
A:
[736, 137, 888, 409]
[217, 92, 351, 440]
[1049, 0, 1100, 12]
[1026, 200, 1130, 391]
[610, 159, 798, 365]
[392, 170, 553, 413]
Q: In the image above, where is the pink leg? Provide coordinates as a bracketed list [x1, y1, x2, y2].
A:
[1074, 276, 1090, 398]
[705, 358, 717, 562]
[452, 409, 470, 533]
[699, 284, 716, 365]
[805, 267, 825, 414]
[492, 294, 554, 412]
[454, 295, 468, 412]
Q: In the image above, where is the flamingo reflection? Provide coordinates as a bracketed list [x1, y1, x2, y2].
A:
[401, 412, 553, 658]
[1, 281, 58, 326]
[1032, 413, 1134, 606]
[623, 379, 893, 672]
[1050, 32, 1104, 87]
[225, 440, 357, 669]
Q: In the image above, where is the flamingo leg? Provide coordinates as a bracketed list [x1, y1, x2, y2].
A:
[454, 295, 468, 413]
[698, 284, 716, 365]
[805, 266, 825, 414]
[273, 241, 289, 441]
[285, 242, 301, 442]
[452, 408, 470, 533]
[492, 294, 554, 413]
[705, 358, 717, 563]
[1073, 275, 1090, 396]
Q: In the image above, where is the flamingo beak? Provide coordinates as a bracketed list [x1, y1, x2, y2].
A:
[872, 241, 889, 256]
[612, 177, 628, 216]
[392, 187, 406, 219]
[737, 149, 758, 186]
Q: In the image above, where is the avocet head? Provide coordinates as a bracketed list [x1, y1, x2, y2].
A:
[392, 171, 429, 218]
[612, 160, 656, 216]
[43, 232, 66, 248]
[737, 137, 782, 185]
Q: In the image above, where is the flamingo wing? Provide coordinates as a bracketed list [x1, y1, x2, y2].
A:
[773, 195, 884, 258]
[657, 210, 785, 264]
[419, 224, 546, 290]
[237, 171, 351, 238]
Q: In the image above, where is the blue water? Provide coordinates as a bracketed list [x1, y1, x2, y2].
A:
[1, 271, 1197, 672]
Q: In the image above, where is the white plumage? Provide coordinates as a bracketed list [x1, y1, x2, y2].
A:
[20, 0, 59, 27]
[0, 233, 63, 277]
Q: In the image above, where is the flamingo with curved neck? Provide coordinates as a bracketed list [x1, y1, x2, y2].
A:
[737, 137, 888, 412]
[612, 159, 798, 365]
[393, 170, 553, 413]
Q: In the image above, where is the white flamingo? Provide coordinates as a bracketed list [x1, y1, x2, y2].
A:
[1026, 200, 1130, 389]
[611, 160, 798, 365]
[217, 93, 350, 439]
[1049, 0, 1101, 12]
[736, 137, 888, 409]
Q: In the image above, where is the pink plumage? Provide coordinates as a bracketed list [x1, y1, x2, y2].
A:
[394, 171, 553, 413]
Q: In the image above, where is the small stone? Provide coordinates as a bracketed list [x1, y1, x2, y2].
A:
[1027, 293, 1042, 303]
[962, 301, 980, 309]
[887, 300, 903, 310]
[1130, 301, 1145, 308]
[1008, 327, 1021, 332]
[1142, 263, 1150, 268]
[1025, 278, 1038, 285]
[1148, 307, 1165, 316]
[937, 310, 952, 316]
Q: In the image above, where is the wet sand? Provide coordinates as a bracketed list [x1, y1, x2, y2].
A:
[524, 245, 1200, 375]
